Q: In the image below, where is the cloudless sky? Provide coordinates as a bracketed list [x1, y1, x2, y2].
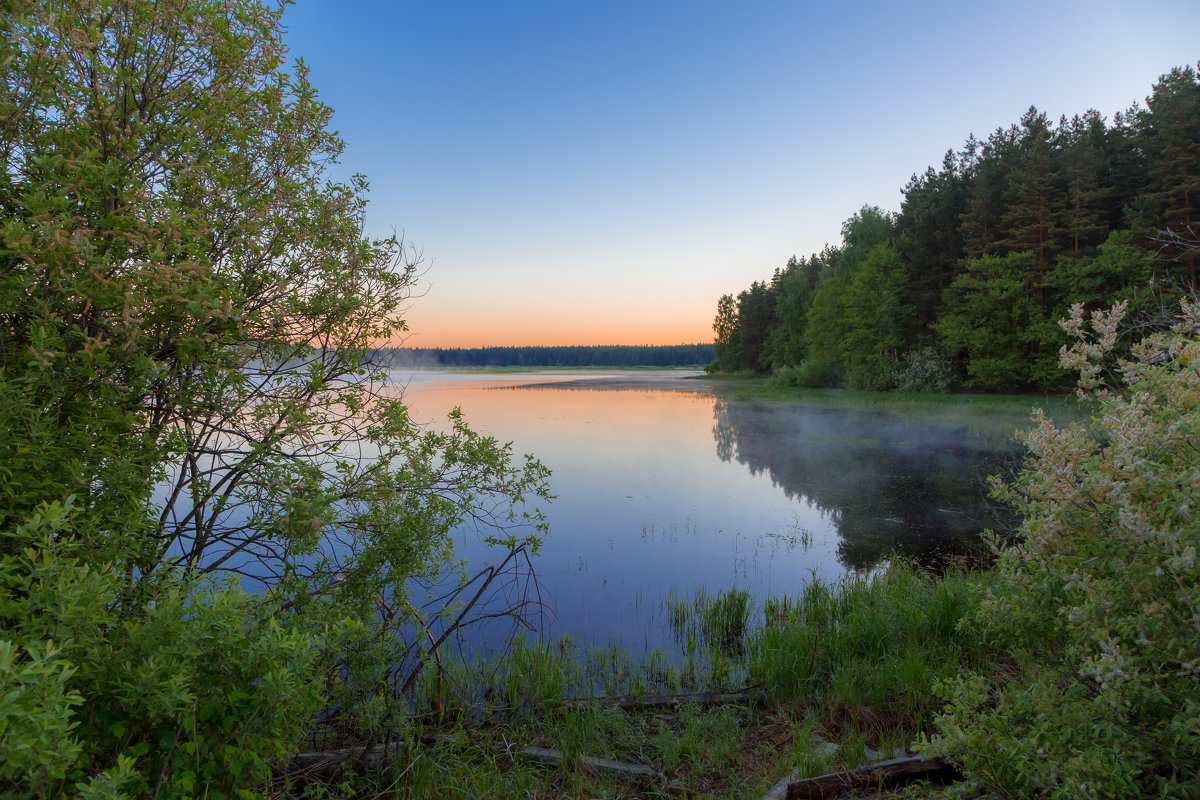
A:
[282, 1, 1200, 348]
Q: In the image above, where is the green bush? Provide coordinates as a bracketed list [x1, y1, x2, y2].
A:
[0, 500, 331, 800]
[932, 297, 1200, 798]
[893, 347, 958, 393]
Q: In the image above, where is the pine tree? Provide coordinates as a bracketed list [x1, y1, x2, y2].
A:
[1057, 112, 1113, 255]
[1134, 64, 1200, 286]
[999, 108, 1066, 269]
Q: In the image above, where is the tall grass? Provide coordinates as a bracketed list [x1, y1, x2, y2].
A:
[412, 565, 992, 735]
[319, 563, 997, 798]
[746, 565, 993, 737]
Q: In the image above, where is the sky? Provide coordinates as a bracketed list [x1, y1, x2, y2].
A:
[282, 1, 1200, 348]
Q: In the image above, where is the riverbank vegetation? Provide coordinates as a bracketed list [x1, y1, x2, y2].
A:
[3, 1, 1197, 798]
[294, 295, 1199, 799]
[710, 64, 1200, 394]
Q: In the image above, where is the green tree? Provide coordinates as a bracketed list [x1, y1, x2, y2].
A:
[959, 126, 1019, 259]
[831, 205, 895, 278]
[712, 292, 742, 371]
[735, 280, 778, 373]
[0, 1, 550, 795]
[1045, 229, 1156, 311]
[999, 108, 1065, 270]
[897, 149, 969, 328]
[1132, 63, 1200, 285]
[936, 252, 1060, 390]
[842, 241, 915, 389]
[801, 274, 851, 387]
[1057, 111, 1113, 256]
[763, 254, 820, 369]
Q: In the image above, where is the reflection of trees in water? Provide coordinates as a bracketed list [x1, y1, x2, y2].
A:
[711, 398, 1022, 571]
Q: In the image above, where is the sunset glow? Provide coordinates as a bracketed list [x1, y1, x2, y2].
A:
[282, 1, 1200, 349]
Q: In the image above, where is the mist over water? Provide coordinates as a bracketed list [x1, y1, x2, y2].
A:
[395, 370, 1030, 656]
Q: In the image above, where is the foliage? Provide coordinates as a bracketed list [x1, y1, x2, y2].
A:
[1, 499, 331, 800]
[842, 241, 915, 390]
[892, 347, 958, 393]
[711, 64, 1200, 393]
[0, 0, 550, 796]
[936, 252, 1062, 391]
[748, 566, 988, 736]
[712, 292, 743, 372]
[932, 297, 1200, 798]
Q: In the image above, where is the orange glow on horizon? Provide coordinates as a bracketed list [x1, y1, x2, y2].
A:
[394, 303, 715, 350]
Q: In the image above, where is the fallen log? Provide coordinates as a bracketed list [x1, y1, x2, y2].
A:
[285, 742, 407, 780]
[566, 686, 753, 711]
[285, 738, 661, 783]
[785, 754, 959, 800]
[516, 746, 659, 780]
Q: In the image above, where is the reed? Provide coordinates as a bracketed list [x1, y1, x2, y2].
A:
[321, 562, 996, 799]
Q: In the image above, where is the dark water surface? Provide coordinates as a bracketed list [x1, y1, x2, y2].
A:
[393, 370, 1031, 654]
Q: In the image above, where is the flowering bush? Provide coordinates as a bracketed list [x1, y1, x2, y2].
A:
[893, 347, 959, 393]
[932, 297, 1200, 798]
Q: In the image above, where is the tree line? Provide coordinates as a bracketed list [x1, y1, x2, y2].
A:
[711, 64, 1200, 392]
[381, 343, 715, 368]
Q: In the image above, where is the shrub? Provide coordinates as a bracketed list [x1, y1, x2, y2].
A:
[893, 347, 958, 393]
[0, 500, 331, 800]
[931, 297, 1200, 798]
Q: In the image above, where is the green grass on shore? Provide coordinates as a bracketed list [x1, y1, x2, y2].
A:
[297, 563, 1001, 799]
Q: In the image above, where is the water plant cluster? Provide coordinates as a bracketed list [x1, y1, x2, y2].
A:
[301, 566, 994, 799]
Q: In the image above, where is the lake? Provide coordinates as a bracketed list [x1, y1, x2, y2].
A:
[390, 369, 1033, 657]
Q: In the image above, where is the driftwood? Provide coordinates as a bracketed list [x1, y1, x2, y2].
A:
[785, 755, 959, 800]
[282, 685, 746, 784]
[567, 686, 752, 711]
[285, 742, 408, 780]
[285, 739, 661, 783]
[515, 747, 659, 780]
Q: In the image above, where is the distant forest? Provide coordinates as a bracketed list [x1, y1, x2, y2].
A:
[712, 64, 1200, 392]
[379, 343, 716, 368]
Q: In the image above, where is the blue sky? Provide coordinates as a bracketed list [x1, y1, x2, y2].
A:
[283, 1, 1200, 347]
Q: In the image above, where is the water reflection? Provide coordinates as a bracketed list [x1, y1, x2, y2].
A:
[391, 371, 1031, 653]
[711, 397, 1023, 570]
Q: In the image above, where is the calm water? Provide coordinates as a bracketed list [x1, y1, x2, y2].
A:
[392, 370, 1029, 655]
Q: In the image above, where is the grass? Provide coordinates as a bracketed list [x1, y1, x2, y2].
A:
[719, 377, 1090, 419]
[301, 562, 1000, 798]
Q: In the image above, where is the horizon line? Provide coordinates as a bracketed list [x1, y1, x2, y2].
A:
[379, 342, 715, 350]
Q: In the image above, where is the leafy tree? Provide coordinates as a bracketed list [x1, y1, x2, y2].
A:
[712, 292, 742, 371]
[0, 0, 550, 795]
[842, 241, 915, 389]
[936, 252, 1060, 390]
[801, 274, 851, 387]
[1045, 229, 1156, 311]
[831, 205, 895, 278]
[763, 255, 819, 369]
